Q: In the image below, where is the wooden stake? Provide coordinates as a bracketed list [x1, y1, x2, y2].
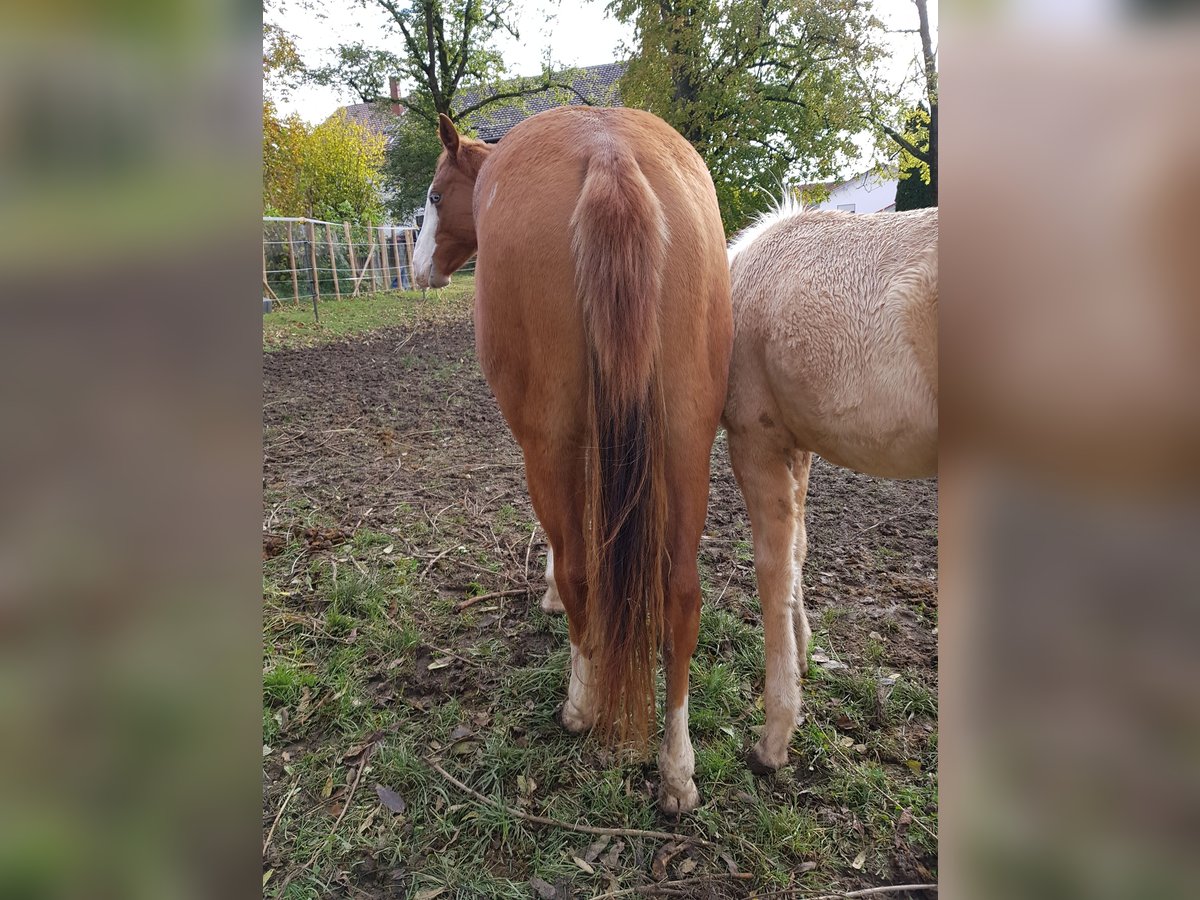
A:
[391, 230, 404, 290]
[286, 221, 299, 304]
[403, 228, 415, 290]
[351, 245, 375, 296]
[306, 220, 320, 320]
[368, 232, 379, 292]
[379, 226, 391, 291]
[343, 222, 359, 294]
[325, 223, 340, 300]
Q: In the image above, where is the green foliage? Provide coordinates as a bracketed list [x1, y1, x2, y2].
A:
[894, 105, 936, 210]
[610, 0, 888, 233]
[311, 1, 517, 125]
[262, 101, 386, 224]
[382, 101, 445, 221]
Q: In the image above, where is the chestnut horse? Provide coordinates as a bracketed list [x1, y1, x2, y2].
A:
[724, 203, 937, 773]
[413, 108, 732, 813]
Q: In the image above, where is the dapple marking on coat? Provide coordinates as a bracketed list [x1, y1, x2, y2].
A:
[724, 203, 937, 773]
[413, 107, 732, 813]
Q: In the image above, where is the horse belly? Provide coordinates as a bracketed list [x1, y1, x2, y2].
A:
[770, 350, 937, 480]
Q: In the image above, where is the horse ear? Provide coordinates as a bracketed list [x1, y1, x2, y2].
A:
[437, 114, 460, 156]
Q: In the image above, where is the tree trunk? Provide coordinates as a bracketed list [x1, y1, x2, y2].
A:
[915, 0, 937, 203]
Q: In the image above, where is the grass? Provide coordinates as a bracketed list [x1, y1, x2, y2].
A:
[263, 517, 939, 898]
[263, 275, 476, 351]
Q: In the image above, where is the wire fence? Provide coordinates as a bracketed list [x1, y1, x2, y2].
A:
[263, 216, 421, 306]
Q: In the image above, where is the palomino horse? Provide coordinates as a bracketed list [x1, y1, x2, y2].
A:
[412, 108, 732, 813]
[724, 202, 937, 773]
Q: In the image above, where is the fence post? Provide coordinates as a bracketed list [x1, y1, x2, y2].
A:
[368, 230, 378, 292]
[324, 223, 341, 300]
[306, 220, 320, 322]
[343, 222, 359, 295]
[286, 221, 299, 304]
[403, 228, 415, 288]
[379, 226, 391, 290]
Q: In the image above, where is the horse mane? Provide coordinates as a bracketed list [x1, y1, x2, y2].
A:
[726, 190, 806, 264]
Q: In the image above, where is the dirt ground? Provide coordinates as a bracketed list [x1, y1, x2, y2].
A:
[263, 312, 938, 898]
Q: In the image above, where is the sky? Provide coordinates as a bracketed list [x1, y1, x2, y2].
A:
[272, 0, 938, 128]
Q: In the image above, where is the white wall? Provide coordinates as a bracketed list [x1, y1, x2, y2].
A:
[811, 173, 897, 214]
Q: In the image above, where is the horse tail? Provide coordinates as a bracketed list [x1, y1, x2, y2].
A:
[570, 145, 669, 749]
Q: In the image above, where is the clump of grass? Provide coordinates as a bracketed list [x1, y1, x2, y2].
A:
[263, 663, 317, 707]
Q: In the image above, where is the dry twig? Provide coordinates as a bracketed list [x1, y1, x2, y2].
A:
[426, 758, 720, 849]
[454, 586, 532, 611]
[590, 873, 754, 899]
[747, 884, 937, 900]
[262, 777, 300, 857]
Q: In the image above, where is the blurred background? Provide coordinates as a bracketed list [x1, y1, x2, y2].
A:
[0, 0, 1197, 897]
[0, 2, 262, 898]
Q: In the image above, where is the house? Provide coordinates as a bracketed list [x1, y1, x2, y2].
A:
[332, 61, 626, 146]
[802, 171, 898, 214]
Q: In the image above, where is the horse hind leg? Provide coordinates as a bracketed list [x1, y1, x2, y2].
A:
[540, 544, 565, 614]
[658, 557, 702, 816]
[792, 452, 813, 675]
[523, 461, 595, 732]
[730, 433, 803, 774]
[550, 540, 597, 733]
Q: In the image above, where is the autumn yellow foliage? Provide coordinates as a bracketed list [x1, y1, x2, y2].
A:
[263, 100, 386, 224]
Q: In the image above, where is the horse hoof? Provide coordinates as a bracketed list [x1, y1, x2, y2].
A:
[658, 779, 700, 816]
[540, 587, 565, 614]
[559, 701, 593, 734]
[746, 743, 787, 776]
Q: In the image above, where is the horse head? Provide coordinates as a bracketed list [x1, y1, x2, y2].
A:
[413, 114, 491, 289]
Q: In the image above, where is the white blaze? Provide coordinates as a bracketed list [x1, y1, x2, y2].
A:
[413, 191, 439, 285]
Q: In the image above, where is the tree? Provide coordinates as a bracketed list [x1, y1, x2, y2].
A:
[310, 1, 578, 127]
[380, 111, 444, 221]
[308, 1, 588, 222]
[263, 101, 387, 223]
[610, 0, 889, 233]
[872, 0, 937, 204]
[893, 104, 935, 210]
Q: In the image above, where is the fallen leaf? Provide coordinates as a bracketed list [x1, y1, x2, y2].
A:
[357, 807, 380, 833]
[427, 657, 454, 670]
[450, 740, 477, 756]
[529, 876, 557, 900]
[448, 724, 474, 741]
[583, 834, 610, 863]
[651, 841, 683, 880]
[799, 860, 818, 873]
[375, 784, 407, 814]
[414, 888, 446, 900]
[263, 869, 273, 887]
[262, 745, 273, 757]
[719, 851, 740, 876]
[905, 759, 923, 773]
[677, 858, 697, 875]
[342, 732, 382, 761]
[382, 544, 394, 554]
[599, 840, 624, 868]
[571, 856, 595, 874]
[517, 774, 537, 797]
[851, 850, 866, 870]
[321, 775, 334, 799]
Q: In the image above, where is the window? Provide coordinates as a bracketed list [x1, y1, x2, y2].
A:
[837, 203, 856, 213]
